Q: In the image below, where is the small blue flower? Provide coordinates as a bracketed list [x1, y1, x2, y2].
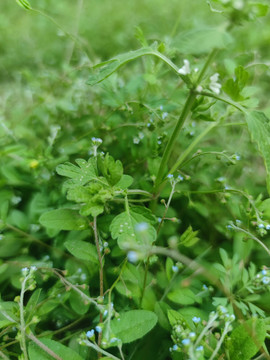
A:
[202, 284, 208, 291]
[167, 174, 174, 179]
[177, 175, 184, 181]
[127, 251, 139, 263]
[172, 265, 178, 273]
[181, 338, 191, 346]
[258, 223, 265, 229]
[95, 326, 102, 333]
[158, 217, 162, 223]
[266, 225, 270, 230]
[262, 276, 270, 285]
[162, 112, 168, 120]
[192, 316, 201, 324]
[103, 310, 108, 317]
[110, 337, 118, 343]
[172, 344, 178, 351]
[261, 269, 267, 275]
[86, 329, 95, 338]
[196, 345, 204, 352]
[189, 332, 196, 339]
[227, 224, 233, 230]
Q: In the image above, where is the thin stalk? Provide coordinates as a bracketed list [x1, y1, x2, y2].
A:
[230, 225, 270, 257]
[179, 150, 234, 169]
[83, 340, 121, 360]
[199, 90, 246, 113]
[168, 122, 217, 175]
[0, 350, 9, 360]
[157, 181, 176, 233]
[194, 313, 218, 348]
[209, 321, 231, 360]
[19, 276, 29, 360]
[92, 217, 104, 351]
[153, 90, 197, 194]
[27, 333, 62, 360]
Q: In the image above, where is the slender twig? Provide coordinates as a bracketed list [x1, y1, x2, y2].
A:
[27, 332, 62, 360]
[92, 217, 104, 352]
[82, 340, 121, 360]
[209, 321, 231, 360]
[230, 225, 270, 257]
[0, 350, 9, 360]
[19, 276, 29, 360]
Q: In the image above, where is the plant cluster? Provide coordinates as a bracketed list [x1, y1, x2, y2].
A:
[1, 0, 270, 359]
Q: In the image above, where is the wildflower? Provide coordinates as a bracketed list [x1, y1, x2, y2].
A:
[196, 85, 203, 93]
[258, 224, 265, 229]
[162, 112, 168, 120]
[127, 251, 139, 263]
[209, 73, 221, 94]
[266, 225, 270, 230]
[21, 267, 29, 276]
[202, 284, 208, 291]
[196, 345, 204, 352]
[261, 269, 267, 275]
[172, 265, 179, 273]
[189, 332, 196, 339]
[178, 60, 191, 75]
[95, 326, 102, 333]
[103, 310, 108, 317]
[182, 338, 191, 346]
[110, 337, 119, 343]
[172, 344, 178, 351]
[262, 276, 270, 285]
[91, 137, 102, 144]
[167, 174, 174, 179]
[177, 175, 184, 181]
[86, 329, 95, 338]
[133, 137, 140, 144]
[192, 316, 201, 324]
[226, 224, 233, 230]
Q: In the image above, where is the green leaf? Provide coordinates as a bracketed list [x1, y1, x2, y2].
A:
[223, 66, 249, 101]
[56, 158, 98, 189]
[69, 288, 90, 315]
[179, 226, 199, 247]
[115, 174, 133, 190]
[64, 238, 98, 264]
[110, 310, 157, 344]
[245, 111, 270, 194]
[28, 338, 83, 360]
[97, 153, 123, 185]
[167, 288, 197, 305]
[39, 209, 88, 231]
[87, 47, 180, 86]
[167, 309, 188, 328]
[227, 318, 266, 360]
[16, 0, 32, 10]
[110, 209, 156, 249]
[172, 27, 232, 54]
[67, 183, 112, 217]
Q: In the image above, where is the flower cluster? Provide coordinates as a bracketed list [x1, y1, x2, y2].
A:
[254, 268, 270, 287]
[170, 306, 235, 358]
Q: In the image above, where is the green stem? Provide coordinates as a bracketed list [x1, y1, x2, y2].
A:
[27, 333, 62, 360]
[168, 122, 217, 175]
[209, 321, 231, 360]
[0, 350, 9, 360]
[199, 90, 246, 113]
[154, 90, 197, 194]
[196, 48, 219, 84]
[179, 150, 234, 168]
[83, 340, 121, 360]
[19, 276, 29, 360]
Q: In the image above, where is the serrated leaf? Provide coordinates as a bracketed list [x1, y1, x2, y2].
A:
[110, 310, 157, 344]
[56, 158, 98, 189]
[97, 153, 123, 185]
[39, 209, 88, 230]
[67, 184, 112, 217]
[227, 318, 266, 360]
[245, 111, 270, 194]
[223, 66, 249, 101]
[28, 338, 83, 360]
[87, 47, 180, 86]
[115, 175, 133, 190]
[110, 210, 156, 249]
[64, 238, 98, 264]
[172, 27, 232, 54]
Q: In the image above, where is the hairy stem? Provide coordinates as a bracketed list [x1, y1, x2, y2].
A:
[27, 332, 62, 360]
[92, 217, 104, 352]
[19, 276, 29, 360]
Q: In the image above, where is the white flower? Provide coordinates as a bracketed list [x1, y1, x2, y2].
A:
[178, 59, 191, 75]
[209, 73, 221, 94]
